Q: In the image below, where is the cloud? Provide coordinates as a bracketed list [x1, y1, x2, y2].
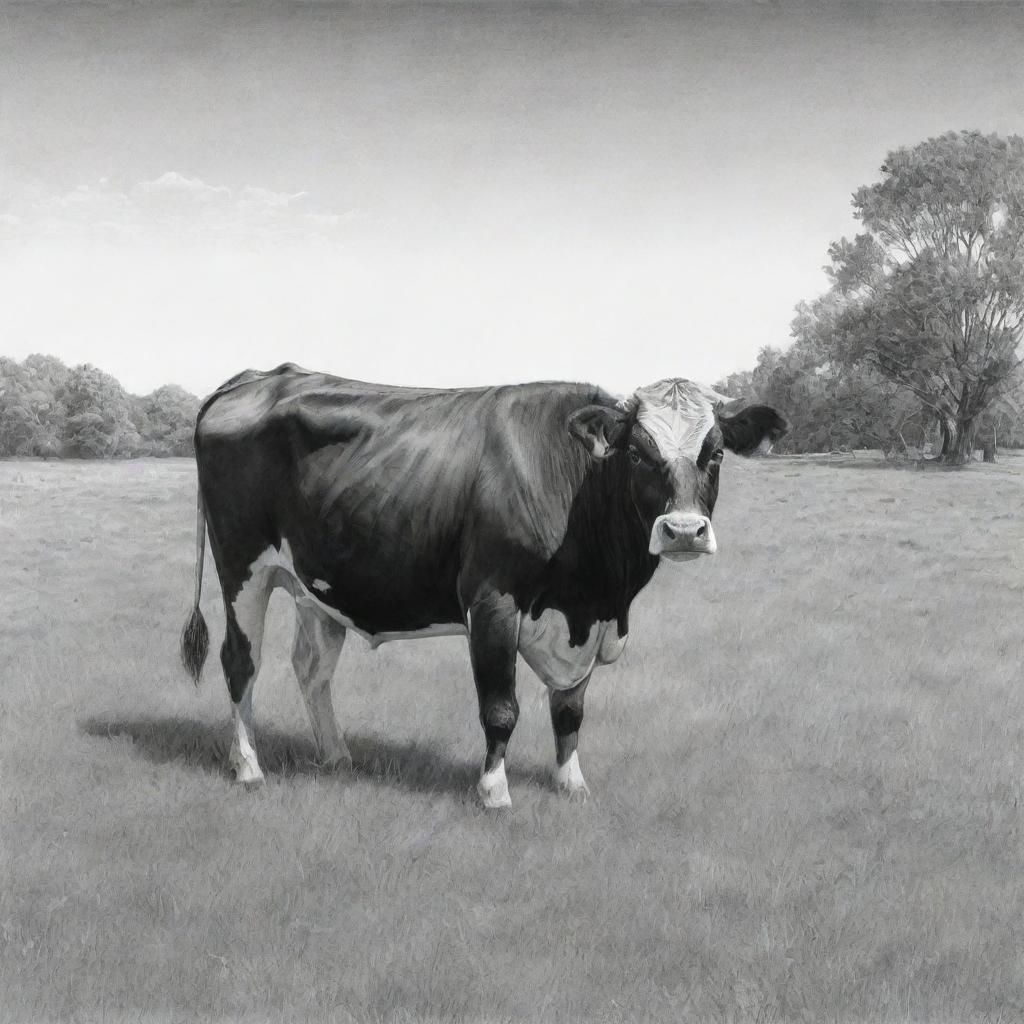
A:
[0, 172, 358, 244]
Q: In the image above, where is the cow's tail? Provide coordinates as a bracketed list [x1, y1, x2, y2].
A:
[180, 490, 210, 685]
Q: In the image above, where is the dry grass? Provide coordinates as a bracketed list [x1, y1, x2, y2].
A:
[1, 454, 1023, 1023]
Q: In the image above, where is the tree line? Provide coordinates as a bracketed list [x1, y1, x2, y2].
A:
[0, 354, 199, 458]
[5, 134, 1024, 463]
[718, 130, 1024, 462]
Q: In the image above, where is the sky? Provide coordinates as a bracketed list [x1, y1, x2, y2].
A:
[3, 1, 1024, 398]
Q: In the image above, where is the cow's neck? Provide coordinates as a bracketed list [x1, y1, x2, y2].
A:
[589, 454, 660, 601]
[529, 452, 658, 640]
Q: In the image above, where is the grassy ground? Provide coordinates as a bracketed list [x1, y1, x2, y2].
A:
[1, 453, 1022, 1023]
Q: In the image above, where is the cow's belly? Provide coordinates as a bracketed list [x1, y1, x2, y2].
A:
[517, 608, 627, 690]
[249, 540, 466, 648]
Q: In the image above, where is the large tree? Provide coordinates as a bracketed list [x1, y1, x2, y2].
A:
[810, 130, 1024, 463]
[57, 364, 138, 458]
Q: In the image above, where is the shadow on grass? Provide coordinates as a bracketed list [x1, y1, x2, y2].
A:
[79, 714, 552, 796]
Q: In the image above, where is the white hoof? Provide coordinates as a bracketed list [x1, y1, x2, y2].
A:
[477, 760, 512, 809]
[229, 747, 265, 787]
[233, 764, 265, 788]
[555, 752, 589, 801]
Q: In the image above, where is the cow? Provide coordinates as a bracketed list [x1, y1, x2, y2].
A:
[180, 363, 786, 808]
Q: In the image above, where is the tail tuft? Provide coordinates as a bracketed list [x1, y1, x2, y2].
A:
[180, 606, 209, 684]
[182, 487, 209, 684]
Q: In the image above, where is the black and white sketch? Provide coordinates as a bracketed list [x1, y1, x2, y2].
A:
[180, 365, 785, 805]
[3, 4, 1023, 1022]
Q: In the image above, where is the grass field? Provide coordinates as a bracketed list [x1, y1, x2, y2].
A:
[1, 453, 1023, 1023]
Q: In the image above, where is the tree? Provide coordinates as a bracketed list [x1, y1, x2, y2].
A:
[0, 355, 66, 456]
[979, 384, 1024, 455]
[57, 364, 138, 458]
[0, 355, 202, 458]
[130, 384, 200, 456]
[719, 325, 927, 456]
[810, 131, 1024, 463]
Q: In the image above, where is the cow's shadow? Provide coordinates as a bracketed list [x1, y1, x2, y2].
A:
[79, 714, 553, 797]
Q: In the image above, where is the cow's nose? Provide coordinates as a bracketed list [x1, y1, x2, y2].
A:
[661, 518, 708, 542]
[649, 512, 717, 558]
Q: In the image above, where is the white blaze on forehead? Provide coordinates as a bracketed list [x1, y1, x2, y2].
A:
[629, 379, 718, 462]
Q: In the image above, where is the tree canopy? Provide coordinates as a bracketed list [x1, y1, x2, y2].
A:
[0, 355, 199, 458]
[722, 131, 1024, 461]
[805, 131, 1024, 462]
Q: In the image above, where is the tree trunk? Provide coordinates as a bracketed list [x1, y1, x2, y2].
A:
[983, 424, 997, 463]
[938, 415, 953, 460]
[942, 417, 977, 465]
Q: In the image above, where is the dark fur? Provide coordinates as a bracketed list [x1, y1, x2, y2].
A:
[220, 603, 256, 703]
[550, 677, 589, 767]
[719, 405, 789, 455]
[179, 606, 209, 684]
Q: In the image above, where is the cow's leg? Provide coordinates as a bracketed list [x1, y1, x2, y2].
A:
[222, 568, 274, 786]
[291, 599, 351, 770]
[549, 675, 591, 800]
[467, 591, 520, 809]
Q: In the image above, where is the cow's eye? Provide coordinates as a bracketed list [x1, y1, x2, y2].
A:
[710, 449, 724, 465]
[628, 446, 643, 466]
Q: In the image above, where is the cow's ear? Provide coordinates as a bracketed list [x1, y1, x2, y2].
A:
[718, 405, 788, 456]
[568, 405, 627, 460]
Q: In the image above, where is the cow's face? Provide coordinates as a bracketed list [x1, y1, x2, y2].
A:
[569, 379, 788, 561]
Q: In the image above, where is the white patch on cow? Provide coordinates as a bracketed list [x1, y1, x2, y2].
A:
[597, 626, 628, 665]
[222, 552, 279, 785]
[629, 378, 717, 462]
[477, 759, 511, 809]
[363, 624, 468, 649]
[555, 751, 589, 797]
[228, 683, 264, 786]
[245, 541, 298, 581]
[518, 610, 623, 690]
[756, 436, 774, 455]
[311, 578, 331, 593]
[231, 556, 277, 674]
[246, 540, 467, 649]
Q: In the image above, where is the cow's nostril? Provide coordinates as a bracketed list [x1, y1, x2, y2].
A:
[695, 522, 707, 539]
[662, 523, 677, 541]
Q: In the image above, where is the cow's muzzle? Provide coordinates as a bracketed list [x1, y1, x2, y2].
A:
[649, 512, 717, 560]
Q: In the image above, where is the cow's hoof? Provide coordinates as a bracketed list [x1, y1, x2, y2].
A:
[478, 783, 512, 809]
[231, 760, 265, 788]
[477, 761, 512, 809]
[319, 749, 354, 773]
[235, 767, 264, 787]
[555, 753, 589, 801]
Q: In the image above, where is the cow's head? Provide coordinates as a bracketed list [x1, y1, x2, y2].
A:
[569, 378, 787, 561]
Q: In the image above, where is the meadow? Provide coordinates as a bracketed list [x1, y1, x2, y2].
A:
[1, 453, 1022, 1023]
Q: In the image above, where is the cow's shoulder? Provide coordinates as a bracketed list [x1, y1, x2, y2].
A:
[475, 381, 617, 451]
